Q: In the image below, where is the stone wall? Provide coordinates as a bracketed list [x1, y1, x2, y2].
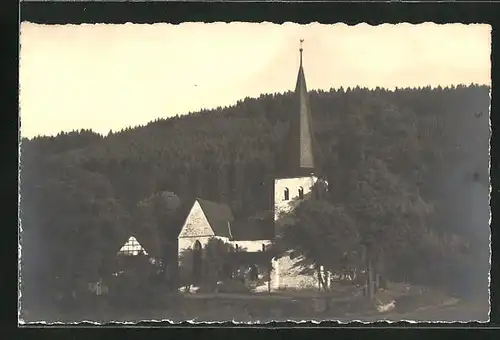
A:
[271, 255, 319, 291]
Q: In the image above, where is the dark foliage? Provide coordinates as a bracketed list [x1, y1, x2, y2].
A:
[19, 85, 490, 313]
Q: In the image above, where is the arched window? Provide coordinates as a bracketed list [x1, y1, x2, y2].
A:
[235, 244, 239, 252]
[262, 244, 266, 252]
[284, 187, 290, 201]
[193, 240, 202, 251]
[298, 186, 304, 199]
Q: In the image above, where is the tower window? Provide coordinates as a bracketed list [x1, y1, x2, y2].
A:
[283, 188, 290, 201]
[298, 186, 304, 199]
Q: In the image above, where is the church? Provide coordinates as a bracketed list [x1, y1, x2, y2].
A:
[175, 43, 329, 291]
[113, 43, 329, 292]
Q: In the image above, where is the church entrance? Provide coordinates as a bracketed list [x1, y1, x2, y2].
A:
[192, 240, 202, 284]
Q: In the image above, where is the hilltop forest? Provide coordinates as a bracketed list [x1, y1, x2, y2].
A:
[20, 85, 490, 309]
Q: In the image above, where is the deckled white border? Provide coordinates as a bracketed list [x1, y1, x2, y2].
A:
[18, 47, 23, 325]
[487, 84, 492, 324]
[18, 21, 492, 326]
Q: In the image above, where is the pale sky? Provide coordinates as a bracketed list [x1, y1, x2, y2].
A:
[19, 22, 491, 138]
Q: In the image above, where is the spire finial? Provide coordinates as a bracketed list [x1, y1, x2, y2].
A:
[299, 39, 304, 65]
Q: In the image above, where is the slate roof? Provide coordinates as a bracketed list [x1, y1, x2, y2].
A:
[190, 198, 274, 241]
[196, 198, 235, 238]
[230, 217, 275, 241]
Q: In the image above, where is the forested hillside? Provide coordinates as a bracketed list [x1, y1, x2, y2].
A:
[19, 85, 490, 309]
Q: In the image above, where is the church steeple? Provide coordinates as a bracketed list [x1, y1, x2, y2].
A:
[299, 39, 304, 66]
[283, 40, 315, 177]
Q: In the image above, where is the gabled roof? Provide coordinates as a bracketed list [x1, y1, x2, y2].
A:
[117, 236, 149, 256]
[196, 198, 234, 238]
[115, 231, 162, 259]
[230, 217, 275, 241]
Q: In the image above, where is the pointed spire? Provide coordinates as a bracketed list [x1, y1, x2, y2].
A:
[299, 39, 304, 66]
[282, 40, 316, 177]
[295, 39, 308, 94]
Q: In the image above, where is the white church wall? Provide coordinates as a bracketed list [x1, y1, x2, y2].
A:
[274, 176, 318, 222]
[230, 240, 272, 252]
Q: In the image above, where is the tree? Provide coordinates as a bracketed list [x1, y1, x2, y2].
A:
[20, 166, 129, 310]
[276, 92, 433, 298]
[20, 85, 490, 309]
[203, 238, 238, 284]
[135, 191, 182, 245]
[134, 191, 183, 285]
[276, 199, 360, 291]
[178, 238, 237, 291]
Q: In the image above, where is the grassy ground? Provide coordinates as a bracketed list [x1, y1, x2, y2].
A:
[19, 282, 489, 324]
[336, 298, 489, 323]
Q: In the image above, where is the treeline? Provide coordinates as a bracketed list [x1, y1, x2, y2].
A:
[19, 85, 490, 312]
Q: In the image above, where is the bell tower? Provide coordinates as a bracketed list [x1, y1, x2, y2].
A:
[270, 40, 330, 291]
[274, 40, 319, 222]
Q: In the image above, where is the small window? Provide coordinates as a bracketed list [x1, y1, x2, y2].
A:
[262, 244, 266, 252]
[235, 244, 239, 252]
[284, 188, 290, 201]
[298, 186, 304, 199]
[193, 240, 202, 251]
